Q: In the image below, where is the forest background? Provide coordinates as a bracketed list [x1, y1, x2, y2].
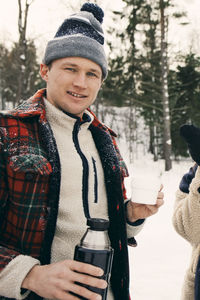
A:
[1, 1, 200, 299]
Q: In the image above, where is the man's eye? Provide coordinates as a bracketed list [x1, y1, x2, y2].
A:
[88, 72, 98, 78]
[65, 68, 76, 72]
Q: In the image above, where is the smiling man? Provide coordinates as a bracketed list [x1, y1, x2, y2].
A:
[0, 3, 164, 300]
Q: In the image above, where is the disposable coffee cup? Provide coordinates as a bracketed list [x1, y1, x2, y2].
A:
[131, 176, 162, 205]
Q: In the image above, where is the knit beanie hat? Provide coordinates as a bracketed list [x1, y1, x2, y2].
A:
[43, 2, 108, 79]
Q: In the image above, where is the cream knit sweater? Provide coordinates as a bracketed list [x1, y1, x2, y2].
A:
[45, 99, 113, 300]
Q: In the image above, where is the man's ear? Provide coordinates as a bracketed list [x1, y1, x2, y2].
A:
[40, 64, 49, 82]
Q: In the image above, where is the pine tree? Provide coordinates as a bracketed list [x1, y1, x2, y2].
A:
[170, 53, 200, 157]
[104, 0, 150, 161]
[0, 0, 44, 109]
[138, 1, 163, 161]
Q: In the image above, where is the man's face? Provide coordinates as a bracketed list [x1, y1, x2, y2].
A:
[40, 57, 102, 118]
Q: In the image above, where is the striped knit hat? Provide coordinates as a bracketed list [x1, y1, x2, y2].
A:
[43, 2, 108, 78]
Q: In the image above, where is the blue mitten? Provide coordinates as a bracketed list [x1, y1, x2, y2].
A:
[180, 124, 200, 165]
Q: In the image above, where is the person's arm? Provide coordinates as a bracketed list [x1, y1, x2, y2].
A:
[0, 254, 107, 300]
[173, 125, 200, 243]
[0, 134, 40, 299]
[124, 185, 164, 244]
[126, 184, 164, 223]
[173, 165, 200, 244]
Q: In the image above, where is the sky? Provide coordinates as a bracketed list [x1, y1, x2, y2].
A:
[1, 0, 200, 59]
[0, 0, 120, 56]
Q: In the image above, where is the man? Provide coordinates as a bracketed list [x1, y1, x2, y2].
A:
[0, 3, 164, 300]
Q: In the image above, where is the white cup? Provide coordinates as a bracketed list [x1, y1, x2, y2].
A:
[131, 176, 162, 205]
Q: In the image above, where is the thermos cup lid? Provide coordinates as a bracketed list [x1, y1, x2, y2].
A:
[87, 218, 109, 231]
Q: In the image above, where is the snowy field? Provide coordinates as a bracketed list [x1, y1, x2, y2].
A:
[123, 155, 192, 300]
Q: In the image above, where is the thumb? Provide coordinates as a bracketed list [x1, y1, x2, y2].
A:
[159, 184, 164, 192]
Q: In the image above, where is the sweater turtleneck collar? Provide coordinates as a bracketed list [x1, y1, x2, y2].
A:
[43, 98, 94, 130]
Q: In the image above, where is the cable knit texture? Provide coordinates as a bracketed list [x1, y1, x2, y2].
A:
[173, 166, 200, 300]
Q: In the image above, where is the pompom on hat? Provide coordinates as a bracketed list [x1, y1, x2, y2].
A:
[43, 2, 108, 79]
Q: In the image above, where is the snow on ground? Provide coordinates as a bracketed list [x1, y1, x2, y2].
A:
[121, 148, 193, 299]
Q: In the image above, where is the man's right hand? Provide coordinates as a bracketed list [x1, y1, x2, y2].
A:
[22, 260, 107, 300]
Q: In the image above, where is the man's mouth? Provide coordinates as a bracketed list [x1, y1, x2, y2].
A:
[67, 91, 86, 98]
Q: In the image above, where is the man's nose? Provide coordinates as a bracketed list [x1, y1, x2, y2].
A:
[73, 72, 87, 89]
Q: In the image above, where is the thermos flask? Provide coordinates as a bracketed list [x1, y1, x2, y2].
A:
[74, 218, 114, 300]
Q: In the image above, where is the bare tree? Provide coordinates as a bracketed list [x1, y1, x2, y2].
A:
[16, 0, 35, 105]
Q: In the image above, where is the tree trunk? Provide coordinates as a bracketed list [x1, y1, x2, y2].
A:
[149, 123, 158, 162]
[0, 68, 6, 110]
[16, 0, 34, 105]
[160, 0, 172, 171]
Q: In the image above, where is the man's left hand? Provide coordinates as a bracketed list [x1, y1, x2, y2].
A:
[126, 185, 164, 223]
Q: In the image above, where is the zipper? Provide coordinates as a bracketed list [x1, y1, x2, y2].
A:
[92, 157, 98, 203]
[72, 120, 90, 219]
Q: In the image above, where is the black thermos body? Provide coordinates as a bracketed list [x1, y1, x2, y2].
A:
[74, 218, 114, 300]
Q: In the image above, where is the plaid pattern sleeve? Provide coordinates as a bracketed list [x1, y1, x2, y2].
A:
[0, 247, 20, 271]
[0, 133, 20, 270]
[0, 94, 52, 272]
[0, 131, 9, 207]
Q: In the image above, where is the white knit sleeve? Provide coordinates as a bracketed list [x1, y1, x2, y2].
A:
[0, 255, 40, 299]
[126, 220, 145, 238]
[124, 199, 145, 238]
